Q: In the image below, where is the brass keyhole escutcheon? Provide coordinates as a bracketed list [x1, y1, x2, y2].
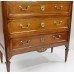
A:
[41, 5, 45, 11]
[40, 37, 45, 43]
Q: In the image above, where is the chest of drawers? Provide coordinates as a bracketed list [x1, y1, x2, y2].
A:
[0, 1, 73, 72]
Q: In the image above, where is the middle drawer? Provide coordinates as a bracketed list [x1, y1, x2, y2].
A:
[8, 17, 69, 34]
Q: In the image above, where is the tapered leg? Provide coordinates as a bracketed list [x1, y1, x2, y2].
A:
[5, 59, 10, 72]
[51, 47, 53, 53]
[0, 51, 3, 63]
[65, 46, 69, 62]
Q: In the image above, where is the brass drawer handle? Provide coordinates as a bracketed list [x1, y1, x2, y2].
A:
[54, 5, 63, 10]
[20, 40, 30, 45]
[40, 37, 45, 43]
[26, 40, 30, 44]
[20, 41, 23, 44]
[19, 23, 30, 29]
[19, 5, 30, 11]
[41, 22, 45, 28]
[54, 20, 62, 26]
[52, 35, 61, 40]
[41, 5, 45, 11]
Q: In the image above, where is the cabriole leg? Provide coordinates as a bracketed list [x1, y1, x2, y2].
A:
[65, 46, 69, 62]
[5, 59, 10, 72]
[51, 47, 53, 53]
[0, 51, 3, 63]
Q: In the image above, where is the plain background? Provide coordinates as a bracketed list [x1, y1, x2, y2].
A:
[0, 1, 74, 72]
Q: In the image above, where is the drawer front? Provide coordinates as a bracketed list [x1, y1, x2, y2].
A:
[7, 2, 71, 15]
[11, 32, 68, 49]
[8, 17, 69, 34]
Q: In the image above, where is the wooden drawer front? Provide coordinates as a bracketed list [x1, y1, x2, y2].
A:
[11, 32, 67, 49]
[7, 2, 71, 15]
[8, 17, 69, 34]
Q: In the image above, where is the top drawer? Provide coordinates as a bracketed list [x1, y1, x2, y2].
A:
[6, 1, 72, 15]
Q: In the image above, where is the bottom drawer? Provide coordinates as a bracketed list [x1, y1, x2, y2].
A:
[10, 32, 68, 49]
[10, 41, 67, 57]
